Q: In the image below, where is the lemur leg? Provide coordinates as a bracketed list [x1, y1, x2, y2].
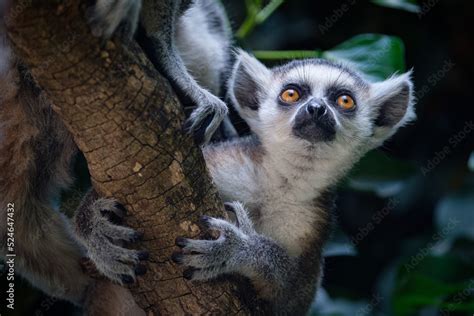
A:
[139, 0, 228, 144]
[0, 58, 92, 304]
[172, 203, 295, 301]
[162, 41, 229, 144]
[74, 189, 149, 285]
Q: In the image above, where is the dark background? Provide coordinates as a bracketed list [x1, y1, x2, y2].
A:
[1, 0, 473, 315]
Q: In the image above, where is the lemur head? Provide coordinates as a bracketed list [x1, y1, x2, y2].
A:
[228, 50, 415, 170]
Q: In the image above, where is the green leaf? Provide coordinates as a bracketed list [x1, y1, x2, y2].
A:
[393, 256, 474, 316]
[371, 0, 420, 13]
[254, 34, 407, 82]
[237, 0, 285, 39]
[439, 300, 474, 312]
[253, 50, 321, 60]
[322, 34, 406, 82]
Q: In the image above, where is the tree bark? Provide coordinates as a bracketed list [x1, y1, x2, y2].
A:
[5, 0, 252, 314]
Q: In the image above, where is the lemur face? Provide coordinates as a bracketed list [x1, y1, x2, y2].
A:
[273, 60, 368, 145]
[229, 51, 415, 157]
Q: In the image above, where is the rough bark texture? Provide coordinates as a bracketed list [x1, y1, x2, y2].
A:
[6, 0, 251, 314]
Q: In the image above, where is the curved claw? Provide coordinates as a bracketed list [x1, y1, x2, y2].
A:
[75, 197, 149, 285]
[172, 215, 251, 281]
[186, 95, 228, 145]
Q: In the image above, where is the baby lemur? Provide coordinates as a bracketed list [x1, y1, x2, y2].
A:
[173, 51, 416, 314]
[0, 0, 231, 306]
[2, 0, 415, 314]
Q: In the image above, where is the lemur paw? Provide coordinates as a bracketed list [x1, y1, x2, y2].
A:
[88, 0, 142, 39]
[75, 198, 148, 285]
[172, 202, 254, 280]
[186, 93, 228, 144]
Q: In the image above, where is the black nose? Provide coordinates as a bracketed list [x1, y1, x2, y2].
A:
[306, 102, 327, 120]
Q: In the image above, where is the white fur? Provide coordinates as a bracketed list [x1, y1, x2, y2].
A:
[228, 50, 271, 133]
[176, 3, 230, 95]
[368, 70, 416, 148]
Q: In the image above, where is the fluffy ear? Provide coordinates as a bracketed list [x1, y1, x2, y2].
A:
[227, 50, 271, 129]
[369, 71, 416, 146]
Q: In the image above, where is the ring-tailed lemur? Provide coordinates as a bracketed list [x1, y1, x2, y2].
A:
[172, 51, 416, 314]
[0, 0, 231, 306]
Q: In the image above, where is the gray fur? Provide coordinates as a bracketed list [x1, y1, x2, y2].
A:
[74, 190, 148, 285]
[174, 51, 416, 314]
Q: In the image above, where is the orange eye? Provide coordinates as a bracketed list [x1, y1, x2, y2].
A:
[336, 94, 355, 110]
[280, 88, 301, 104]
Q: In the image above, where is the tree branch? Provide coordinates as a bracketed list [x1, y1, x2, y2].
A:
[6, 0, 254, 314]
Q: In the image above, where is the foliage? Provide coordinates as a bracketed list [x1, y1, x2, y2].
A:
[236, 0, 286, 39]
[254, 34, 406, 82]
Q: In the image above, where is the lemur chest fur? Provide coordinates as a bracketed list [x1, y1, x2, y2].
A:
[203, 137, 329, 257]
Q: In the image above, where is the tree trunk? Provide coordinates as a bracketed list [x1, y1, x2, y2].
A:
[5, 0, 253, 314]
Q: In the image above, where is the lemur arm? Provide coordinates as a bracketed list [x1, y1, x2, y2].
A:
[91, 0, 229, 144]
[137, 0, 228, 144]
[171, 203, 309, 311]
